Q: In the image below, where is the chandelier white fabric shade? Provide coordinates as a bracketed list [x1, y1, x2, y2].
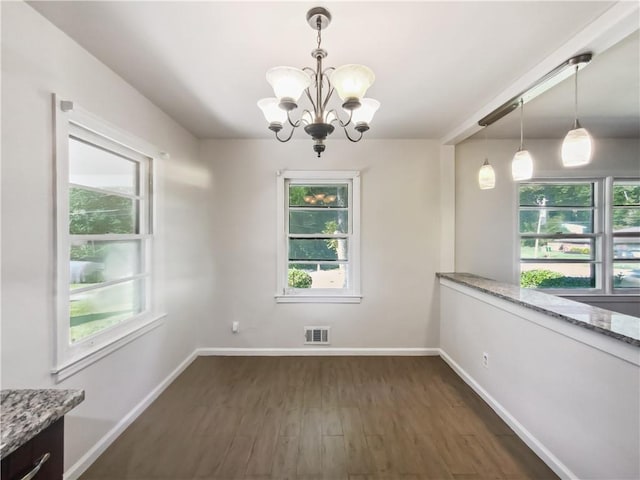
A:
[257, 98, 287, 124]
[350, 98, 380, 125]
[330, 64, 375, 102]
[562, 127, 593, 167]
[512, 149, 534, 181]
[478, 159, 496, 189]
[266, 67, 311, 102]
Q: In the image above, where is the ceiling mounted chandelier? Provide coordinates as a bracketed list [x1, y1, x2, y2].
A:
[257, 7, 380, 157]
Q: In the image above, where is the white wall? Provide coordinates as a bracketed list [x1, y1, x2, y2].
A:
[199, 139, 441, 350]
[1, 2, 212, 470]
[455, 138, 640, 314]
[440, 281, 640, 479]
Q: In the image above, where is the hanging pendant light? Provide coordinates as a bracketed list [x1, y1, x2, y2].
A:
[479, 159, 496, 190]
[562, 65, 592, 167]
[478, 126, 495, 190]
[512, 99, 533, 181]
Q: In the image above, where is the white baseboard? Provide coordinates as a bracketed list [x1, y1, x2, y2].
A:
[439, 349, 576, 480]
[197, 347, 440, 356]
[63, 350, 198, 480]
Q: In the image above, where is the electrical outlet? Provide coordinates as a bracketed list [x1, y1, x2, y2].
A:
[232, 321, 239, 333]
[482, 352, 489, 368]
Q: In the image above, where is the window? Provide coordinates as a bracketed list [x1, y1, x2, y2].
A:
[276, 170, 361, 303]
[54, 96, 164, 378]
[611, 179, 640, 291]
[518, 178, 639, 294]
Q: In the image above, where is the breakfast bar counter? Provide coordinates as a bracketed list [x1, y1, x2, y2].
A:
[437, 272, 640, 347]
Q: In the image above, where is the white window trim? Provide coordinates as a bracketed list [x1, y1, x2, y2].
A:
[52, 94, 167, 381]
[275, 170, 361, 303]
[608, 176, 640, 295]
[515, 176, 640, 296]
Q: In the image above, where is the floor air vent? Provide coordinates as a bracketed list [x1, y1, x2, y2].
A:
[304, 326, 330, 345]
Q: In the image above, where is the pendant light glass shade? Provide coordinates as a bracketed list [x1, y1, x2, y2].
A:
[266, 67, 311, 102]
[562, 126, 592, 167]
[512, 149, 533, 181]
[478, 159, 496, 190]
[350, 98, 380, 124]
[257, 98, 287, 124]
[330, 64, 375, 102]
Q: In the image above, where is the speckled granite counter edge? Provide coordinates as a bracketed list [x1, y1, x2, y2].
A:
[1, 389, 85, 459]
[437, 272, 640, 347]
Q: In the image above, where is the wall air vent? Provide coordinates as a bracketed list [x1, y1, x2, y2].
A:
[304, 326, 330, 345]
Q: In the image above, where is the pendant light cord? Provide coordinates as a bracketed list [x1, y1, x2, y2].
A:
[519, 98, 524, 150]
[573, 65, 579, 129]
[484, 125, 488, 162]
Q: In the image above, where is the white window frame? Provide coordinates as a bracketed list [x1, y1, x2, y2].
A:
[608, 177, 640, 295]
[516, 176, 640, 296]
[276, 170, 361, 303]
[53, 94, 166, 381]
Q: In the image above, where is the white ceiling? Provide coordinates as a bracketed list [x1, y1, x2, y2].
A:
[28, 1, 638, 141]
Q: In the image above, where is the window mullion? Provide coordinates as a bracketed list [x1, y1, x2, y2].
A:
[70, 273, 149, 294]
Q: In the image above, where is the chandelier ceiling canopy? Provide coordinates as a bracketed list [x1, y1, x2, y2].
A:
[258, 7, 380, 157]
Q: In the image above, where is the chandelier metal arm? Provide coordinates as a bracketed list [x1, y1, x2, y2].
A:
[286, 110, 302, 128]
[321, 76, 335, 112]
[303, 88, 318, 118]
[343, 126, 364, 143]
[336, 109, 353, 128]
[275, 127, 296, 143]
[302, 66, 316, 77]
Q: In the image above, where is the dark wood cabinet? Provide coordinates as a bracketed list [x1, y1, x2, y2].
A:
[1, 418, 63, 480]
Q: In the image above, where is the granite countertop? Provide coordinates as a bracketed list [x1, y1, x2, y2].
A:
[437, 272, 640, 347]
[1, 389, 84, 459]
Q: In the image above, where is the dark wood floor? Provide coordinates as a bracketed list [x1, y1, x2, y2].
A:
[80, 356, 558, 480]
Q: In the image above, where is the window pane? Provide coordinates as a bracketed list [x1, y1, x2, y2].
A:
[289, 238, 348, 261]
[614, 262, 640, 289]
[520, 238, 594, 260]
[613, 237, 640, 259]
[70, 279, 144, 343]
[69, 187, 138, 234]
[519, 183, 593, 207]
[288, 263, 348, 289]
[70, 240, 142, 287]
[519, 209, 593, 234]
[69, 136, 139, 195]
[613, 183, 640, 206]
[612, 208, 640, 230]
[289, 184, 349, 207]
[289, 210, 348, 234]
[520, 263, 595, 289]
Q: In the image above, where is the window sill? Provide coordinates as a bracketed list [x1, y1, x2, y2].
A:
[275, 295, 362, 304]
[51, 313, 166, 382]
